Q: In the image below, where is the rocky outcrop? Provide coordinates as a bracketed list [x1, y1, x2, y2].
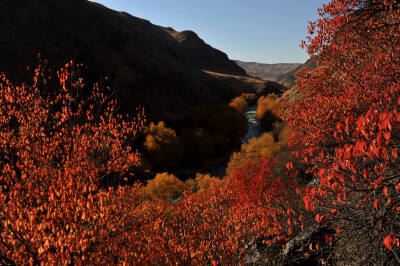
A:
[244, 237, 285, 265]
[244, 227, 334, 265]
[282, 226, 333, 265]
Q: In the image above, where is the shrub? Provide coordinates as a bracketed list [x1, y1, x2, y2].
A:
[260, 109, 280, 132]
[255, 94, 280, 120]
[256, 94, 282, 132]
[283, 0, 400, 263]
[144, 172, 186, 201]
[226, 133, 280, 175]
[143, 121, 183, 171]
[229, 96, 248, 113]
[184, 178, 197, 193]
[195, 173, 223, 193]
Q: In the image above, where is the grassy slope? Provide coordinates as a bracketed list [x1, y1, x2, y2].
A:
[235, 60, 301, 81]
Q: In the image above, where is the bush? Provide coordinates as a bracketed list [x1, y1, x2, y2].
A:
[255, 94, 283, 132]
[184, 178, 198, 193]
[144, 172, 186, 201]
[143, 121, 183, 171]
[227, 133, 279, 175]
[195, 173, 223, 193]
[229, 96, 248, 113]
[255, 94, 279, 120]
[226, 124, 290, 175]
[0, 61, 161, 264]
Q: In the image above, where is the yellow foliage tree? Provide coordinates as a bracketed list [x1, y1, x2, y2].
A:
[256, 94, 282, 132]
[255, 94, 281, 119]
[144, 172, 186, 201]
[184, 178, 197, 193]
[195, 173, 223, 193]
[143, 122, 183, 170]
[226, 133, 281, 175]
[229, 96, 248, 113]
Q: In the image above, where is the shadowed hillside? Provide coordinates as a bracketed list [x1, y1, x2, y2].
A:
[204, 70, 287, 96]
[235, 60, 301, 81]
[0, 0, 249, 127]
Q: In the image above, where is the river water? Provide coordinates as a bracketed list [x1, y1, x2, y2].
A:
[241, 105, 263, 143]
[209, 105, 263, 177]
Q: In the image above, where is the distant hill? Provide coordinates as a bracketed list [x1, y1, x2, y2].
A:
[276, 59, 317, 89]
[235, 60, 301, 81]
[0, 0, 254, 128]
[278, 59, 318, 103]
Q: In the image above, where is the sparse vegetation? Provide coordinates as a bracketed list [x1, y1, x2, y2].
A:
[235, 60, 302, 81]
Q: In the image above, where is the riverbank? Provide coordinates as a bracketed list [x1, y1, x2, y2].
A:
[174, 105, 263, 179]
[208, 105, 262, 177]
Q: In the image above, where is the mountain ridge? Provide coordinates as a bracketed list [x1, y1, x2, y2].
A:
[0, 0, 257, 127]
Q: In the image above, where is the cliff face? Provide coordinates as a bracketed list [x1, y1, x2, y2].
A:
[0, 0, 246, 126]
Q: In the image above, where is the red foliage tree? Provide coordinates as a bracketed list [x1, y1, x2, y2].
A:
[0, 61, 170, 264]
[283, 0, 400, 263]
[143, 158, 294, 265]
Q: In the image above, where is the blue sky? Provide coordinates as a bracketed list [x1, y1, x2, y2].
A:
[93, 0, 329, 64]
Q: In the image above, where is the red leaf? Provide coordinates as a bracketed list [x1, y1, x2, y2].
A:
[392, 148, 398, 158]
[384, 232, 395, 250]
[374, 199, 380, 210]
[383, 187, 388, 197]
[387, 197, 393, 206]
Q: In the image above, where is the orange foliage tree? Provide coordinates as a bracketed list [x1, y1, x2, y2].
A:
[283, 0, 400, 263]
[0, 61, 168, 264]
[229, 96, 248, 113]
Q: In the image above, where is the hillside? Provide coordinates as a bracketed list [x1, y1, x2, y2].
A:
[277, 58, 318, 104]
[0, 0, 250, 127]
[276, 58, 316, 89]
[203, 70, 287, 96]
[235, 60, 301, 81]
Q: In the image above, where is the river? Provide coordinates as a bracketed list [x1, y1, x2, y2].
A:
[209, 105, 263, 177]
